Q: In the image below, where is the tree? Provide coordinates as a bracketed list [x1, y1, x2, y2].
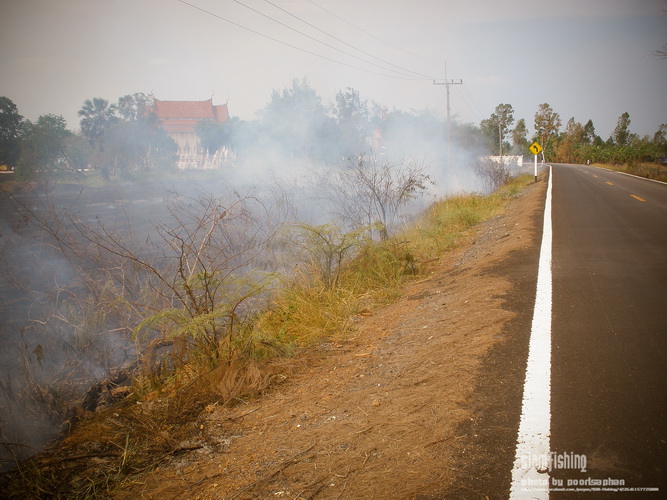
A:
[612, 112, 632, 146]
[583, 119, 600, 145]
[62, 133, 95, 172]
[479, 104, 514, 157]
[261, 78, 334, 161]
[479, 118, 497, 154]
[511, 118, 529, 154]
[221, 117, 262, 162]
[0, 96, 25, 168]
[16, 114, 72, 179]
[653, 124, 667, 145]
[78, 95, 176, 176]
[325, 155, 432, 240]
[554, 117, 585, 163]
[334, 87, 371, 157]
[451, 121, 487, 153]
[491, 103, 514, 157]
[78, 97, 118, 148]
[69, 190, 283, 369]
[534, 103, 561, 159]
[113, 93, 176, 172]
[564, 118, 585, 142]
[101, 121, 149, 173]
[196, 119, 229, 153]
[99, 117, 176, 174]
[144, 126, 177, 171]
[116, 93, 151, 122]
[654, 124, 667, 159]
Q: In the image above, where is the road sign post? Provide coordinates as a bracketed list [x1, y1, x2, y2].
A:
[529, 142, 543, 181]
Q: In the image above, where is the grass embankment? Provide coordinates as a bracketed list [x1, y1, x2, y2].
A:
[254, 175, 530, 354]
[0, 174, 533, 499]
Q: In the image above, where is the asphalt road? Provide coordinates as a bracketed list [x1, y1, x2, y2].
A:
[549, 164, 667, 495]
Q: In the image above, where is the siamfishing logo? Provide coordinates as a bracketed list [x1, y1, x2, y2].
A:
[521, 452, 588, 473]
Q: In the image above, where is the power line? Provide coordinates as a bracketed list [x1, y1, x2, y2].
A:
[175, 0, 427, 80]
[307, 0, 442, 66]
[231, 0, 429, 79]
[262, 0, 436, 80]
[460, 85, 486, 122]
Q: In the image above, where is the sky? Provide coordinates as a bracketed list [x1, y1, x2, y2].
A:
[1, 0, 666, 140]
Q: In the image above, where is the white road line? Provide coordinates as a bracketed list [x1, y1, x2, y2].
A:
[509, 166, 553, 499]
[613, 169, 667, 185]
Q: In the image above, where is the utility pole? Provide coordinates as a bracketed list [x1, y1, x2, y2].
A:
[433, 65, 462, 169]
[499, 122, 503, 172]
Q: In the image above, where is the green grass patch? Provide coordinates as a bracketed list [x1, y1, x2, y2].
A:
[403, 175, 532, 260]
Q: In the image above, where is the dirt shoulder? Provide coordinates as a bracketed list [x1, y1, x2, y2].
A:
[114, 177, 547, 500]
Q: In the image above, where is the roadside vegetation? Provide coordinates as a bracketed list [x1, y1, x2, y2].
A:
[588, 162, 667, 183]
[0, 168, 532, 498]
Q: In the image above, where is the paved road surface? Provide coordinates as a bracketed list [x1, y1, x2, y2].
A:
[550, 164, 667, 495]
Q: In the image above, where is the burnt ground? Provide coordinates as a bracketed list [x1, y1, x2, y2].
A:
[109, 175, 547, 500]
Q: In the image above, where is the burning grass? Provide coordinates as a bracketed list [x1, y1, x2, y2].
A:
[0, 174, 533, 498]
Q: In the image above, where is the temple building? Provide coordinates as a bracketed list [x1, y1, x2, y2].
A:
[146, 97, 231, 169]
[147, 98, 229, 151]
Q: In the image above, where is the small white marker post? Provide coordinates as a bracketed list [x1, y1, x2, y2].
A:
[529, 142, 543, 181]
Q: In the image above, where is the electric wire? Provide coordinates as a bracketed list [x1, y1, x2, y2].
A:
[231, 0, 430, 79]
[262, 0, 436, 79]
[176, 0, 428, 81]
[461, 85, 486, 122]
[307, 0, 442, 65]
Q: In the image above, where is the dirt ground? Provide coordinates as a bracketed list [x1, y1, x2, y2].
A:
[113, 178, 547, 500]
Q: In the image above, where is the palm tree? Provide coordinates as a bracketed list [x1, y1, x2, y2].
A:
[78, 97, 117, 148]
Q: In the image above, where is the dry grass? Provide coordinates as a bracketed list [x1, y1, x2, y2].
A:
[0, 174, 534, 499]
[252, 176, 532, 356]
[404, 175, 531, 261]
[1, 387, 204, 498]
[591, 162, 667, 182]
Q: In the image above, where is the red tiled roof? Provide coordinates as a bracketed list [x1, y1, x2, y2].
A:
[213, 104, 229, 122]
[155, 99, 212, 119]
[151, 99, 229, 132]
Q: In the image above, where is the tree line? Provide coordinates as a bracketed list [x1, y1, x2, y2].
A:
[2, 81, 665, 180]
[0, 94, 177, 180]
[478, 102, 666, 166]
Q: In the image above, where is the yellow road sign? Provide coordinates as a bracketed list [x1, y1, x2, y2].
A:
[529, 142, 542, 155]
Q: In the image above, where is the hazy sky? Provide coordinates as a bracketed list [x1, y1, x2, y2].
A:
[1, 0, 666, 139]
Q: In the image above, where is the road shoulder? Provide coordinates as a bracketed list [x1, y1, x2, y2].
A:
[113, 176, 548, 499]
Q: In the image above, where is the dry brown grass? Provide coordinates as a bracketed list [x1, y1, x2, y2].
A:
[0, 174, 534, 498]
[591, 162, 667, 182]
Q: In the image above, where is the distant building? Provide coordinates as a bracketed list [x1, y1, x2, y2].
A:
[148, 98, 229, 151]
[480, 155, 524, 168]
[147, 97, 231, 169]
